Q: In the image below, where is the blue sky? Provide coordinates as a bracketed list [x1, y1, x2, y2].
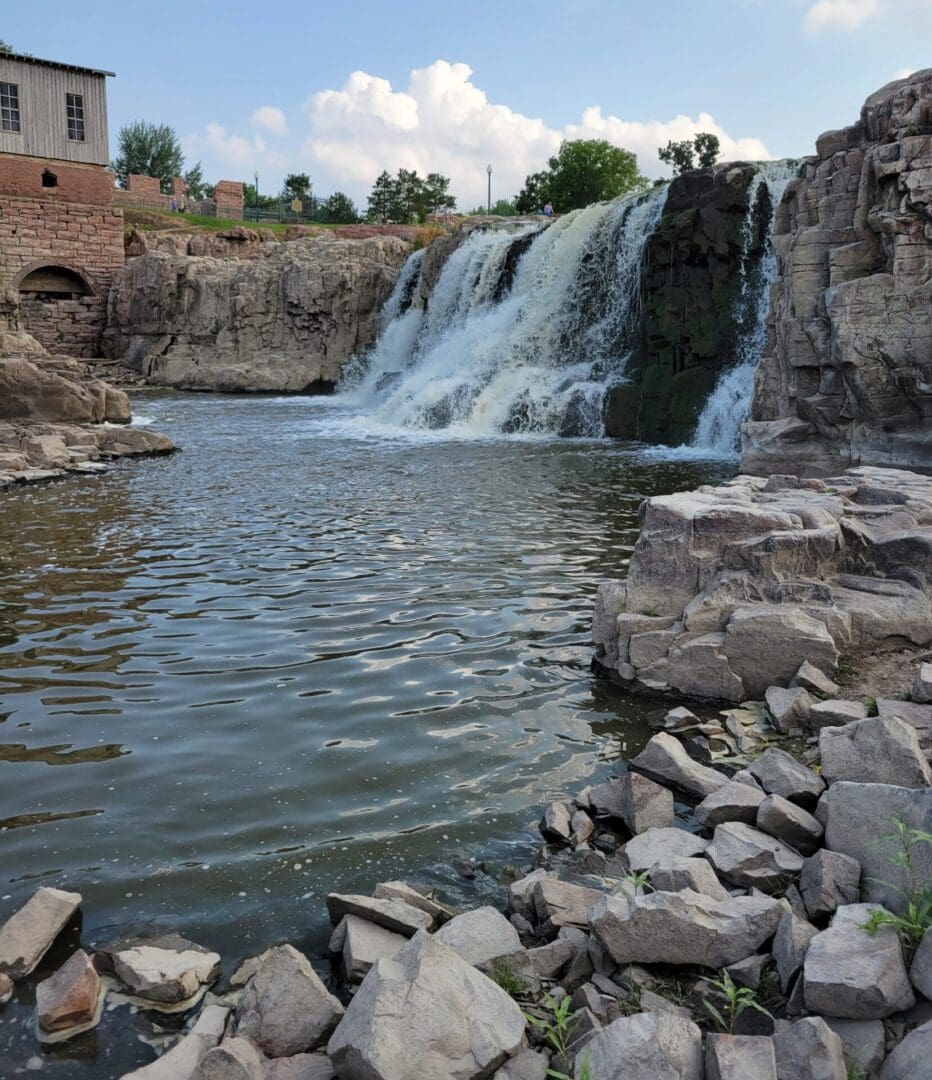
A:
[4, 0, 929, 207]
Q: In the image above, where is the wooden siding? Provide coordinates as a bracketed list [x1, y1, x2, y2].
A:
[0, 56, 109, 165]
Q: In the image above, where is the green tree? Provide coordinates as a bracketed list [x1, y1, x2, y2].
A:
[695, 132, 721, 169]
[516, 140, 645, 214]
[282, 173, 311, 201]
[242, 181, 276, 211]
[659, 132, 721, 176]
[367, 170, 396, 222]
[366, 169, 456, 223]
[0, 39, 12, 54]
[182, 162, 210, 202]
[420, 172, 456, 218]
[113, 121, 186, 193]
[515, 170, 552, 214]
[322, 192, 359, 224]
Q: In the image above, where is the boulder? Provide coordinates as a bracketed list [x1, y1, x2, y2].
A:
[913, 663, 932, 704]
[648, 857, 731, 900]
[765, 686, 812, 734]
[877, 698, 932, 751]
[0, 972, 11, 1003]
[590, 888, 784, 968]
[823, 1019, 886, 1079]
[819, 716, 932, 788]
[803, 904, 915, 1018]
[0, 886, 82, 978]
[574, 1012, 702, 1079]
[629, 733, 728, 799]
[106, 934, 221, 1005]
[772, 911, 818, 994]
[705, 1033, 777, 1080]
[372, 881, 451, 924]
[747, 748, 825, 808]
[532, 878, 605, 934]
[237, 944, 344, 1057]
[191, 1039, 266, 1080]
[623, 827, 709, 872]
[723, 607, 838, 698]
[705, 821, 804, 891]
[590, 773, 675, 834]
[725, 953, 770, 990]
[910, 926, 932, 999]
[540, 801, 573, 843]
[695, 780, 766, 828]
[772, 1017, 846, 1080]
[880, 1019, 932, 1080]
[336, 915, 406, 983]
[327, 931, 525, 1080]
[799, 850, 861, 920]
[325, 894, 432, 937]
[493, 1049, 549, 1080]
[0, 355, 130, 424]
[508, 869, 551, 922]
[267, 1055, 335, 1080]
[121, 1004, 230, 1080]
[756, 794, 823, 856]
[35, 948, 102, 1034]
[810, 699, 868, 732]
[434, 906, 523, 967]
[792, 662, 840, 698]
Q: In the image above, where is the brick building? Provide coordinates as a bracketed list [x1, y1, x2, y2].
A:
[0, 51, 123, 355]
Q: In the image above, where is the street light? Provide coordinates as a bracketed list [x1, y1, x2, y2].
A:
[486, 163, 492, 213]
[254, 170, 259, 223]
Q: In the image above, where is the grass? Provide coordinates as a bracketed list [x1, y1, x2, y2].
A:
[701, 970, 773, 1033]
[523, 993, 581, 1060]
[864, 695, 878, 716]
[835, 656, 861, 688]
[490, 959, 529, 999]
[861, 815, 932, 959]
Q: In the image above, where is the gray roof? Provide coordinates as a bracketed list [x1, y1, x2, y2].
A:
[0, 51, 115, 78]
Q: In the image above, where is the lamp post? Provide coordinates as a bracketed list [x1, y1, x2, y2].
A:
[254, 171, 259, 223]
[486, 163, 492, 213]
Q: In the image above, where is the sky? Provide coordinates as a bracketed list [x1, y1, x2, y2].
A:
[4, 0, 929, 210]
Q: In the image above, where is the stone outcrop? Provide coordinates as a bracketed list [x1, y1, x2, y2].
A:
[103, 235, 413, 392]
[593, 467, 932, 701]
[743, 68, 932, 475]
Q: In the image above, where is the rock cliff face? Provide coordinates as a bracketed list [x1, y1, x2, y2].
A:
[104, 235, 412, 392]
[743, 69, 932, 475]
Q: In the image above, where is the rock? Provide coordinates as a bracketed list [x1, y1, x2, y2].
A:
[569, 810, 594, 847]
[705, 821, 804, 891]
[336, 915, 406, 983]
[706, 1033, 777, 1079]
[523, 939, 574, 980]
[877, 698, 932, 751]
[540, 801, 573, 843]
[725, 953, 770, 990]
[724, 607, 839, 698]
[434, 906, 523, 967]
[327, 930, 524, 1080]
[823, 1019, 886, 1078]
[772, 1017, 846, 1080]
[772, 911, 818, 994]
[191, 1039, 266, 1080]
[0, 355, 131, 424]
[508, 869, 551, 921]
[266, 1055, 335, 1080]
[590, 773, 675, 834]
[590, 888, 783, 968]
[492, 1049, 549, 1080]
[747, 748, 825, 808]
[803, 904, 915, 1018]
[623, 827, 709, 872]
[573, 1012, 702, 1079]
[766, 686, 812, 734]
[122, 1004, 230, 1079]
[35, 948, 101, 1034]
[107, 934, 221, 1005]
[230, 949, 277, 990]
[372, 881, 451, 924]
[325, 894, 432, 937]
[648, 857, 731, 900]
[756, 794, 823, 856]
[799, 850, 861, 920]
[824, 783, 932, 916]
[629, 733, 728, 799]
[695, 780, 766, 828]
[819, 716, 932, 788]
[0, 972, 11, 1003]
[911, 927, 932, 999]
[880, 1019, 932, 1079]
[914, 663, 932, 704]
[810, 699, 868, 731]
[792, 662, 840, 698]
[0, 886, 82, 978]
[237, 944, 344, 1057]
[532, 878, 605, 934]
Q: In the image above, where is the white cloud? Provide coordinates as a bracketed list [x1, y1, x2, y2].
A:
[803, 0, 879, 33]
[250, 106, 288, 136]
[893, 66, 915, 79]
[182, 123, 286, 178]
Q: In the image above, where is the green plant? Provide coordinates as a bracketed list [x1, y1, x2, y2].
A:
[860, 815, 932, 958]
[638, 608, 660, 617]
[490, 959, 529, 999]
[524, 993, 580, 1060]
[847, 1061, 867, 1080]
[864, 696, 878, 717]
[835, 656, 860, 687]
[548, 1057, 592, 1080]
[611, 870, 653, 897]
[701, 970, 773, 1033]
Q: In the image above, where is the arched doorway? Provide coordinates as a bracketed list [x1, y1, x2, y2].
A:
[18, 265, 93, 299]
[15, 263, 101, 356]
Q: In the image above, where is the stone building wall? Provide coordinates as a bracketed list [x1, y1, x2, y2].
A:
[212, 180, 244, 220]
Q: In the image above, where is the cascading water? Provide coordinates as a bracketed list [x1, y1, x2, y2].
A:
[688, 160, 800, 455]
[343, 185, 668, 437]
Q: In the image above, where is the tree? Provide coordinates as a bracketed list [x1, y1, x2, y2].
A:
[282, 173, 311, 201]
[0, 39, 12, 54]
[322, 192, 359, 224]
[659, 132, 721, 176]
[182, 162, 210, 202]
[242, 181, 276, 211]
[366, 169, 457, 224]
[694, 132, 721, 169]
[515, 140, 646, 214]
[113, 121, 185, 193]
[367, 171, 395, 222]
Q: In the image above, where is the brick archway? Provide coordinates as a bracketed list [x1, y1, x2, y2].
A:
[14, 260, 98, 297]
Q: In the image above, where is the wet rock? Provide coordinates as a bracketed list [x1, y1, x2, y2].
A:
[804, 905, 915, 1018]
[191, 1038, 266, 1080]
[696, 780, 766, 828]
[772, 1017, 846, 1080]
[766, 686, 812, 734]
[629, 733, 728, 799]
[590, 888, 783, 968]
[648, 857, 731, 900]
[799, 850, 861, 920]
[810, 699, 868, 731]
[576, 1012, 702, 1079]
[237, 944, 344, 1057]
[107, 934, 221, 1005]
[325, 893, 432, 937]
[434, 906, 523, 967]
[35, 948, 101, 1035]
[879, 1019, 932, 1079]
[772, 911, 818, 993]
[706, 1033, 777, 1079]
[0, 886, 82, 978]
[756, 793, 824, 856]
[623, 827, 708, 872]
[792, 662, 840, 698]
[747, 748, 825, 808]
[590, 773, 675, 834]
[327, 930, 525, 1080]
[373, 881, 451, 924]
[532, 878, 605, 935]
[540, 801, 573, 843]
[819, 716, 932, 788]
[122, 1004, 230, 1079]
[335, 915, 405, 984]
[705, 821, 804, 891]
[823, 1019, 886, 1078]
[914, 663, 932, 704]
[911, 927, 932, 999]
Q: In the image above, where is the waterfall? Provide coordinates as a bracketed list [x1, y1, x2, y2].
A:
[689, 160, 799, 456]
[344, 185, 668, 437]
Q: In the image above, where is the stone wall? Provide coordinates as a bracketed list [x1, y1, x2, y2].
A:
[212, 180, 244, 220]
[112, 175, 189, 212]
[743, 68, 932, 475]
[0, 153, 114, 206]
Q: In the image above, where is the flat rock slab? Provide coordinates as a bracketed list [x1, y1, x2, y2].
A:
[624, 827, 709, 871]
[819, 715, 932, 788]
[108, 934, 221, 1005]
[810, 699, 867, 731]
[648, 857, 731, 900]
[629, 733, 728, 799]
[237, 944, 344, 1057]
[327, 930, 525, 1080]
[373, 881, 451, 924]
[695, 780, 765, 828]
[772, 1017, 846, 1080]
[747, 748, 825, 808]
[804, 904, 915, 1019]
[532, 878, 605, 933]
[706, 1033, 776, 1080]
[325, 893, 432, 937]
[121, 1004, 230, 1079]
[0, 886, 82, 978]
[337, 915, 406, 984]
[705, 821, 804, 891]
[36, 948, 102, 1035]
[434, 905, 522, 967]
[590, 888, 784, 969]
[575, 1012, 703, 1079]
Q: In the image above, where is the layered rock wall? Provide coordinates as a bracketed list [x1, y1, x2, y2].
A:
[743, 69, 932, 475]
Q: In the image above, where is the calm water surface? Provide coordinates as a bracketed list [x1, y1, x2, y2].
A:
[0, 392, 730, 1075]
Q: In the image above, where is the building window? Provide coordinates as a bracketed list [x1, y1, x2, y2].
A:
[0, 82, 21, 133]
[42, 169, 58, 188]
[66, 93, 85, 142]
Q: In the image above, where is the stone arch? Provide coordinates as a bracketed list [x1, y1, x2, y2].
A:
[15, 261, 95, 299]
